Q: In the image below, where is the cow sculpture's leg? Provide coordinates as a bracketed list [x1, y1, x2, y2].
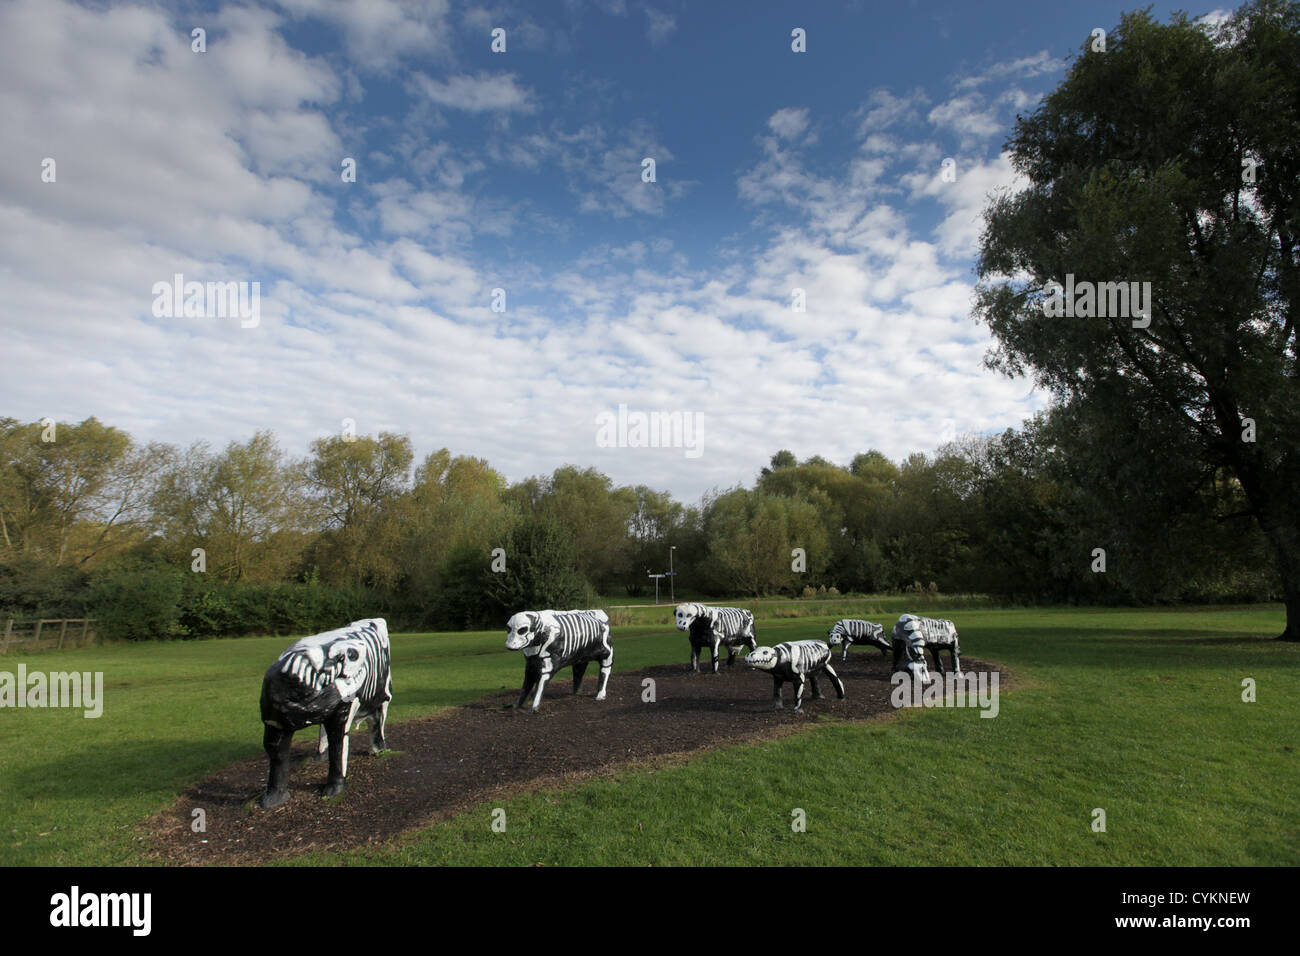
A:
[370, 700, 389, 754]
[689, 641, 700, 673]
[371, 673, 392, 752]
[823, 663, 846, 699]
[810, 674, 824, 699]
[259, 723, 295, 809]
[792, 674, 807, 712]
[726, 645, 737, 667]
[321, 699, 358, 798]
[841, 643, 850, 663]
[950, 643, 962, 676]
[530, 655, 554, 712]
[515, 656, 542, 710]
[594, 642, 612, 701]
[929, 645, 946, 678]
[710, 638, 721, 675]
[314, 724, 328, 761]
[573, 660, 589, 694]
[772, 675, 784, 710]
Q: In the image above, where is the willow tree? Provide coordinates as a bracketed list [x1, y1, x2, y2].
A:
[975, 1, 1300, 638]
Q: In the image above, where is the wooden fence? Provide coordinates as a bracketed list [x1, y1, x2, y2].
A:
[1, 618, 97, 654]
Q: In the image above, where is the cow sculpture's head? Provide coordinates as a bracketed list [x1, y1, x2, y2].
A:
[745, 646, 781, 671]
[826, 621, 848, 646]
[675, 603, 705, 631]
[506, 611, 555, 651]
[897, 633, 931, 684]
[278, 626, 375, 703]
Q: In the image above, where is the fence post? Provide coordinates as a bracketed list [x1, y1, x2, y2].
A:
[81, 618, 91, 648]
[57, 619, 69, 649]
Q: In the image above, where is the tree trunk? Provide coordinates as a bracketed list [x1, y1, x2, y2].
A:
[1281, 586, 1300, 642]
[1261, 513, 1300, 641]
[1225, 451, 1298, 641]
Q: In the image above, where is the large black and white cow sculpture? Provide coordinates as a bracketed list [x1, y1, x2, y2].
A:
[891, 614, 961, 684]
[675, 603, 757, 673]
[745, 640, 845, 712]
[505, 609, 613, 712]
[258, 618, 392, 808]
[826, 619, 890, 662]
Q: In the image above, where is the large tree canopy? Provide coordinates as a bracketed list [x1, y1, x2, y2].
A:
[975, 0, 1300, 638]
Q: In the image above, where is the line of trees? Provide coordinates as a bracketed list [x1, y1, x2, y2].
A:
[0, 409, 1279, 639]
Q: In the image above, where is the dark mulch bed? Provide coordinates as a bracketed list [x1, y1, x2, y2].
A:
[142, 652, 1005, 865]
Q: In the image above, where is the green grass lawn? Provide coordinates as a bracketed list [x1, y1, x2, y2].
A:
[1, 605, 1296, 866]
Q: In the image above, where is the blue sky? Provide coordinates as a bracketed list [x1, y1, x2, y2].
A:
[0, 0, 1231, 502]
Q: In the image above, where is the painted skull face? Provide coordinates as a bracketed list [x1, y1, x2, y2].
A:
[505, 612, 542, 651]
[900, 634, 931, 684]
[826, 623, 846, 646]
[281, 634, 370, 700]
[675, 604, 701, 631]
[746, 646, 778, 670]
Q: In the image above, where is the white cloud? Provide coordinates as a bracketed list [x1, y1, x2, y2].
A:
[857, 87, 928, 136]
[905, 152, 1026, 259]
[927, 94, 1002, 149]
[277, 0, 452, 70]
[768, 107, 810, 141]
[410, 72, 534, 112]
[954, 50, 1060, 90]
[645, 7, 676, 45]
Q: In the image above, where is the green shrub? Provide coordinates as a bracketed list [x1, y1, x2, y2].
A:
[88, 559, 186, 641]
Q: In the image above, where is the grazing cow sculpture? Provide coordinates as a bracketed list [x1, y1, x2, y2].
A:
[825, 619, 890, 661]
[258, 618, 392, 808]
[891, 614, 961, 683]
[505, 609, 613, 712]
[675, 603, 757, 673]
[746, 640, 845, 712]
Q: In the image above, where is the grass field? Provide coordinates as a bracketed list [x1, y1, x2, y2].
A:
[1, 604, 1296, 866]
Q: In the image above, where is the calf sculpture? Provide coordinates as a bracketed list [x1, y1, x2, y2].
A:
[891, 614, 961, 683]
[746, 640, 845, 711]
[675, 602, 757, 673]
[826, 618, 890, 661]
[258, 618, 392, 808]
[505, 609, 613, 712]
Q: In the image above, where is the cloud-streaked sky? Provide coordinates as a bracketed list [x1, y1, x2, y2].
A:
[1, 0, 1230, 503]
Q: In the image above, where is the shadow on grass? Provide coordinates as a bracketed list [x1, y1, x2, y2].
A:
[9, 738, 256, 803]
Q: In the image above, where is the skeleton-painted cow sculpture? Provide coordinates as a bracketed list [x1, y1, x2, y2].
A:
[746, 640, 845, 712]
[675, 603, 757, 673]
[258, 618, 392, 808]
[826, 619, 890, 662]
[505, 609, 613, 712]
[891, 614, 961, 684]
